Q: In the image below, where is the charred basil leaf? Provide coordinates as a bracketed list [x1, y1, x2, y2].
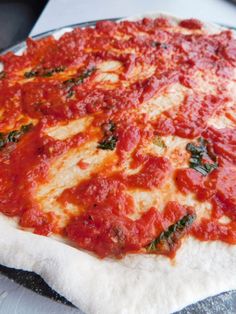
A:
[147, 213, 196, 253]
[186, 137, 218, 176]
[0, 123, 33, 149]
[97, 135, 118, 150]
[98, 120, 117, 150]
[63, 67, 95, 97]
[24, 70, 39, 78]
[63, 67, 95, 87]
[0, 133, 5, 149]
[108, 121, 116, 132]
[41, 66, 65, 77]
[24, 66, 65, 79]
[0, 71, 6, 80]
[66, 90, 75, 99]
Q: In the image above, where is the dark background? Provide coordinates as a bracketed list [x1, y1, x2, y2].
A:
[0, 0, 48, 52]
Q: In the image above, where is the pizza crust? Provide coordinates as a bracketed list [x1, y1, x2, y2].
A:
[0, 12, 235, 314]
[0, 213, 235, 314]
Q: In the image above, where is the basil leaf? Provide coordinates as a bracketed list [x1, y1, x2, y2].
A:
[41, 66, 65, 77]
[97, 135, 118, 150]
[0, 71, 6, 80]
[186, 137, 218, 176]
[24, 70, 38, 78]
[0, 123, 33, 150]
[147, 213, 196, 253]
[63, 67, 95, 97]
[24, 66, 65, 79]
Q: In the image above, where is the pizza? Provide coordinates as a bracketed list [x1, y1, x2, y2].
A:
[0, 12, 235, 313]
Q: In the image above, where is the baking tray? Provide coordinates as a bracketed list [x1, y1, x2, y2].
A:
[0, 17, 236, 314]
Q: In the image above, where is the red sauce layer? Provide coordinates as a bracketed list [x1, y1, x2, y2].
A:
[0, 17, 235, 258]
[175, 127, 236, 244]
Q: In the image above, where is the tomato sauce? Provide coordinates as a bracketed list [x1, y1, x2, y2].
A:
[154, 95, 227, 138]
[175, 126, 236, 244]
[64, 177, 193, 258]
[0, 17, 235, 258]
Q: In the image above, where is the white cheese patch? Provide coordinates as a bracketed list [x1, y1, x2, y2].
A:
[127, 63, 156, 83]
[140, 83, 188, 119]
[98, 60, 122, 72]
[94, 61, 122, 87]
[95, 72, 119, 84]
[218, 215, 232, 224]
[45, 117, 92, 140]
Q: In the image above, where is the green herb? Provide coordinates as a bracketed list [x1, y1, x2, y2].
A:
[97, 135, 118, 150]
[153, 136, 166, 148]
[24, 66, 65, 79]
[0, 133, 5, 149]
[98, 120, 117, 150]
[0, 123, 33, 149]
[147, 213, 196, 253]
[24, 70, 38, 78]
[0, 71, 6, 80]
[41, 66, 65, 77]
[108, 121, 116, 132]
[186, 137, 218, 176]
[63, 67, 95, 87]
[66, 90, 75, 98]
[63, 67, 95, 98]
[41, 72, 53, 77]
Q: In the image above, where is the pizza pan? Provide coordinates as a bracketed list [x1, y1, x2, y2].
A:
[0, 18, 236, 314]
